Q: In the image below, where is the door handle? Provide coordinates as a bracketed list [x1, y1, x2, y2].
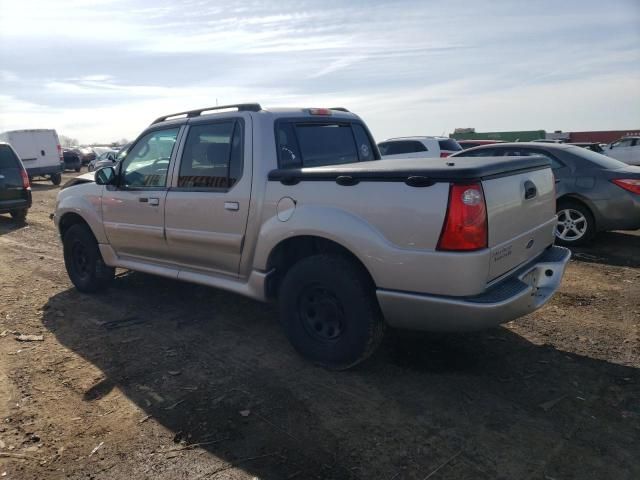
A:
[224, 201, 240, 211]
[524, 180, 537, 200]
[139, 197, 160, 205]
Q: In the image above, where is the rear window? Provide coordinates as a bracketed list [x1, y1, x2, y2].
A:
[438, 139, 462, 151]
[0, 145, 20, 169]
[276, 121, 377, 168]
[565, 145, 630, 169]
[378, 140, 427, 156]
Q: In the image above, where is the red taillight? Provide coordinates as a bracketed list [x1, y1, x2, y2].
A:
[308, 108, 332, 116]
[20, 168, 30, 189]
[440, 152, 450, 158]
[612, 179, 640, 195]
[437, 183, 488, 251]
[57, 144, 64, 162]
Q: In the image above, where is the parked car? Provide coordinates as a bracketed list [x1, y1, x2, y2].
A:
[457, 139, 506, 149]
[567, 142, 604, 154]
[78, 147, 96, 165]
[452, 143, 640, 245]
[0, 129, 64, 185]
[88, 150, 119, 171]
[378, 136, 462, 159]
[605, 136, 640, 165]
[63, 149, 82, 172]
[54, 104, 569, 369]
[0, 142, 32, 223]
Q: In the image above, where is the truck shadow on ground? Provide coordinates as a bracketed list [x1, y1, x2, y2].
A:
[0, 215, 27, 235]
[570, 231, 640, 268]
[42, 272, 640, 480]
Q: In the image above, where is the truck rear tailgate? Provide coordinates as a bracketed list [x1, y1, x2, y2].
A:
[482, 166, 556, 280]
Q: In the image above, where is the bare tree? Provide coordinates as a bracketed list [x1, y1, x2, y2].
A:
[59, 134, 79, 147]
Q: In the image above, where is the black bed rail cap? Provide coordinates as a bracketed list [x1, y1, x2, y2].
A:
[151, 103, 262, 124]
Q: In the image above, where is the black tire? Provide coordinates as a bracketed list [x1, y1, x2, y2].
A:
[51, 173, 62, 185]
[75, 167, 81, 172]
[555, 199, 595, 246]
[278, 254, 385, 370]
[10, 208, 28, 223]
[63, 224, 115, 292]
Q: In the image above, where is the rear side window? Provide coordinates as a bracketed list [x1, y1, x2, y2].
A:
[0, 145, 20, 169]
[378, 140, 427, 156]
[438, 139, 462, 151]
[178, 121, 243, 189]
[455, 147, 499, 157]
[276, 121, 376, 168]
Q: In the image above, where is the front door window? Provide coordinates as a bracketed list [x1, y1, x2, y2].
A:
[120, 128, 179, 188]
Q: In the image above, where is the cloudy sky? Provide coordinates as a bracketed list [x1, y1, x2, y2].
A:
[0, 0, 638, 144]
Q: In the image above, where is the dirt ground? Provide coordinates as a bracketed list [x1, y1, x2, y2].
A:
[1, 172, 639, 480]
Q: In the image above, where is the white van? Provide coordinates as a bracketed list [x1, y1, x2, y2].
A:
[0, 129, 64, 185]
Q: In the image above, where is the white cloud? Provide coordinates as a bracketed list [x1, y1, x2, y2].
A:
[0, 0, 638, 143]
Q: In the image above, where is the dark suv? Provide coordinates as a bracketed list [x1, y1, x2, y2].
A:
[0, 143, 32, 222]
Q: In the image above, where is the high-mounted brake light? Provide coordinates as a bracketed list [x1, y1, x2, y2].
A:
[611, 179, 640, 195]
[309, 108, 332, 116]
[20, 168, 30, 190]
[437, 183, 488, 251]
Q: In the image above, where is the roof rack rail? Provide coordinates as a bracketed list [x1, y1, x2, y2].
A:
[329, 107, 350, 112]
[151, 103, 262, 124]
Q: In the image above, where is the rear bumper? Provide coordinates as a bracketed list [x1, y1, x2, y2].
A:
[26, 165, 63, 177]
[0, 192, 32, 214]
[377, 245, 571, 332]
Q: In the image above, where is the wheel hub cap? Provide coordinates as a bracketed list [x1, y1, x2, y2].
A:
[299, 286, 344, 342]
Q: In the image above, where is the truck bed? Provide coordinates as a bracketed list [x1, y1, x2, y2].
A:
[268, 156, 550, 183]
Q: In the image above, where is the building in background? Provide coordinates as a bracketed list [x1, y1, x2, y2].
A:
[450, 128, 640, 144]
[451, 128, 546, 142]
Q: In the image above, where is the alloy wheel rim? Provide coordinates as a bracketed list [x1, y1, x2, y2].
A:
[556, 209, 587, 241]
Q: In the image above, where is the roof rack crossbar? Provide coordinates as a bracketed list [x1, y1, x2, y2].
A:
[329, 107, 350, 112]
[152, 103, 262, 124]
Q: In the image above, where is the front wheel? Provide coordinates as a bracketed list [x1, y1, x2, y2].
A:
[63, 224, 115, 292]
[278, 254, 385, 370]
[50, 172, 62, 185]
[555, 200, 595, 246]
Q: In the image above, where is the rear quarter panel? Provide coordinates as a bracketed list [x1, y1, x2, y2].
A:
[254, 180, 496, 296]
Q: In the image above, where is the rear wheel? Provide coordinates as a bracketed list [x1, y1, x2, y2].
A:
[50, 173, 62, 185]
[74, 166, 81, 172]
[278, 254, 384, 369]
[63, 224, 114, 292]
[10, 208, 27, 223]
[555, 200, 595, 246]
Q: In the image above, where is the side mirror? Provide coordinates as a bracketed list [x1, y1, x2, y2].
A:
[95, 166, 116, 185]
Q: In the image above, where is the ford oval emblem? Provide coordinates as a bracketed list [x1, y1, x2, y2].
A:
[526, 239, 535, 249]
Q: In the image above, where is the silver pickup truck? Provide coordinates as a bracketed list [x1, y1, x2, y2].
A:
[54, 104, 570, 369]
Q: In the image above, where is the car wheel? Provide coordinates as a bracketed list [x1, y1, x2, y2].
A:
[10, 208, 28, 224]
[555, 200, 595, 246]
[75, 167, 81, 172]
[63, 224, 115, 292]
[278, 254, 385, 369]
[51, 173, 62, 185]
